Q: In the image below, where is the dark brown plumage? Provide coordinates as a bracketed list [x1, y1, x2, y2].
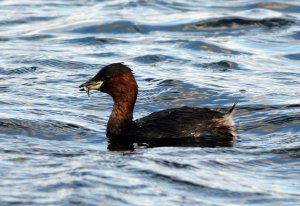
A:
[79, 63, 236, 148]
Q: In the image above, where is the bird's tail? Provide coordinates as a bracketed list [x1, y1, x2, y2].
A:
[227, 102, 237, 117]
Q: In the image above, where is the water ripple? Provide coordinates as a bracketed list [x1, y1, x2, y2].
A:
[0, 66, 37, 75]
[0, 119, 95, 139]
[180, 17, 295, 31]
[0, 0, 299, 205]
[70, 17, 294, 34]
[65, 37, 129, 46]
[133, 54, 189, 64]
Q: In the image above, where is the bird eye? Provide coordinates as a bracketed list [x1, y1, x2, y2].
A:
[103, 75, 110, 81]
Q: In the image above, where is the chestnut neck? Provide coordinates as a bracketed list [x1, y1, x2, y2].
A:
[106, 73, 138, 136]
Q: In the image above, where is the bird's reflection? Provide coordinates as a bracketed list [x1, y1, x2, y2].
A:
[107, 136, 235, 151]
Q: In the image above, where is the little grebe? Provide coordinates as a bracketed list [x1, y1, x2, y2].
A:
[79, 63, 236, 146]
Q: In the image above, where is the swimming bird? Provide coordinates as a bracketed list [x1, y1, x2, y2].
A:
[79, 63, 236, 148]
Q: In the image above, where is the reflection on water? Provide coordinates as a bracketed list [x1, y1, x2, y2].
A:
[0, 0, 300, 205]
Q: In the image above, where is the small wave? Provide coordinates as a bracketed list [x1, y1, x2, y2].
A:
[155, 39, 249, 55]
[231, 104, 300, 133]
[20, 59, 101, 70]
[182, 40, 249, 54]
[200, 60, 240, 71]
[263, 114, 300, 126]
[133, 54, 188, 64]
[291, 31, 300, 40]
[248, 2, 300, 12]
[136, 167, 267, 198]
[269, 145, 300, 159]
[239, 113, 300, 133]
[65, 37, 128, 46]
[71, 21, 146, 34]
[0, 119, 95, 140]
[235, 104, 300, 113]
[19, 34, 54, 41]
[284, 53, 300, 61]
[0, 66, 37, 75]
[0, 37, 10, 42]
[0, 16, 56, 26]
[87, 52, 118, 58]
[180, 17, 294, 31]
[158, 79, 181, 86]
[146, 158, 197, 169]
[69, 17, 294, 34]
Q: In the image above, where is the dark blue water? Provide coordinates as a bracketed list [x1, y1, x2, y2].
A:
[1, 0, 300, 205]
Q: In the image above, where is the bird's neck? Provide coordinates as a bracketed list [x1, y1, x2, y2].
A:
[107, 94, 137, 137]
[106, 72, 138, 137]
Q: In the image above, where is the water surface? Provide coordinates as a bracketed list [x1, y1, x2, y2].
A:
[0, 0, 300, 205]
